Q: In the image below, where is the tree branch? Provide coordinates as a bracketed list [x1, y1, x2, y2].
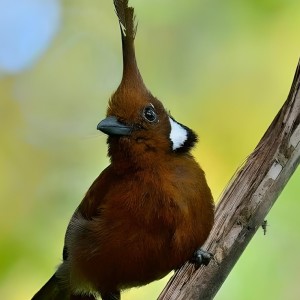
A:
[158, 60, 300, 300]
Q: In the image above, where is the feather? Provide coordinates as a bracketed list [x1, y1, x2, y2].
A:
[113, 0, 145, 90]
[113, 0, 137, 40]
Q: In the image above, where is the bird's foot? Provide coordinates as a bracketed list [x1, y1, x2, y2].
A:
[190, 248, 213, 267]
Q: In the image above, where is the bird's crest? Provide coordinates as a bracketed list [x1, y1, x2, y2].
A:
[114, 0, 137, 39]
[113, 0, 146, 90]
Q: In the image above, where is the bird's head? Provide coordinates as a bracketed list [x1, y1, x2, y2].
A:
[97, 0, 197, 167]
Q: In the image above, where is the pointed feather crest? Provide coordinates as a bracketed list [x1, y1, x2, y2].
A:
[113, 0, 146, 90]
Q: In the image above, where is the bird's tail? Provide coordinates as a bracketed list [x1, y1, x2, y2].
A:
[32, 274, 69, 300]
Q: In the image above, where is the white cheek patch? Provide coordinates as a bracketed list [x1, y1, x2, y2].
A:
[169, 117, 188, 150]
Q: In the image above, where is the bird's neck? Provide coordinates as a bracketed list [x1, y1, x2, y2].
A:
[108, 139, 170, 174]
[110, 151, 165, 174]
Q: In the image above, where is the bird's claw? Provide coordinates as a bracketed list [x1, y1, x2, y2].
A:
[190, 248, 213, 267]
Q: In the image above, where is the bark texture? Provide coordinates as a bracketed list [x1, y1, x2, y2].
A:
[158, 61, 300, 300]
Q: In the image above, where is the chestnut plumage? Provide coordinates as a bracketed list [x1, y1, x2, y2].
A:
[32, 1, 214, 300]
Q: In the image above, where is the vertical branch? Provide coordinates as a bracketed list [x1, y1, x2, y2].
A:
[158, 61, 300, 300]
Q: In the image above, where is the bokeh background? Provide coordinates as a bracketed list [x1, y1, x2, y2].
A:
[0, 0, 299, 299]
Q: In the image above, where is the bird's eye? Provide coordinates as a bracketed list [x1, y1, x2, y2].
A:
[143, 105, 157, 123]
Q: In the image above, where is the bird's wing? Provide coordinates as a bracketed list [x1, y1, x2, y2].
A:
[61, 166, 115, 262]
[77, 166, 114, 220]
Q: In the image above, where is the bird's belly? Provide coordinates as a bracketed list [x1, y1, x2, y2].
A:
[70, 226, 187, 293]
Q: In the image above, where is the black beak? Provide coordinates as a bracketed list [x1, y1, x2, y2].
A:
[97, 116, 132, 136]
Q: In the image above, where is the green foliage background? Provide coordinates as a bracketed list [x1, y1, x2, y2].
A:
[1, 0, 299, 299]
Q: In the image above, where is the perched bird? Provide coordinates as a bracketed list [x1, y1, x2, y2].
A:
[32, 0, 214, 299]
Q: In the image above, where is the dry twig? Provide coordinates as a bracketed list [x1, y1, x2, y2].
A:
[158, 60, 300, 300]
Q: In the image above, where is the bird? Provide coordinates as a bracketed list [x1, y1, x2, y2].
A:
[32, 0, 214, 299]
